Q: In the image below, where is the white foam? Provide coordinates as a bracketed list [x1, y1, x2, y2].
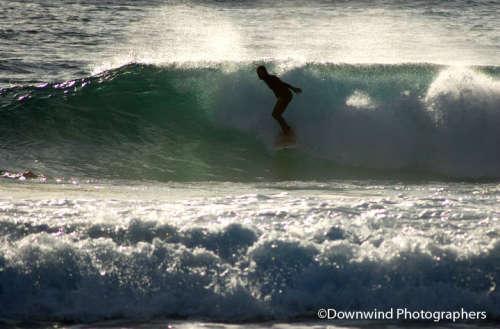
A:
[0, 182, 498, 322]
[423, 67, 500, 176]
[425, 66, 500, 124]
[345, 90, 376, 109]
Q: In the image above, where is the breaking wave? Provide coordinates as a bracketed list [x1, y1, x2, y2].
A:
[0, 219, 498, 322]
[1, 62, 499, 181]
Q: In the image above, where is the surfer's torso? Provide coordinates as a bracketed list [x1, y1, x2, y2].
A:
[262, 75, 292, 99]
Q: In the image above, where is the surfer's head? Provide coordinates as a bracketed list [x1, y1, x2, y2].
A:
[256, 65, 268, 79]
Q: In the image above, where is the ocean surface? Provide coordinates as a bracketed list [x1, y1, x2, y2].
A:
[0, 0, 499, 328]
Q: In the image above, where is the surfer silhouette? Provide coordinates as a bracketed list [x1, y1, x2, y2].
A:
[257, 65, 301, 135]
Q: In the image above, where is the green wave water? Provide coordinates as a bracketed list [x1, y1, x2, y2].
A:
[1, 63, 499, 181]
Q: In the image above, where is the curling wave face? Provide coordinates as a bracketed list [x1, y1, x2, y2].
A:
[1, 62, 499, 181]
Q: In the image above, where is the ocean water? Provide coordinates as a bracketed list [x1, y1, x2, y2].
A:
[0, 0, 499, 328]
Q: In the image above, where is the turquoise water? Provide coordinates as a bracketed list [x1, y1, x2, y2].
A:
[2, 63, 499, 180]
[0, 0, 499, 327]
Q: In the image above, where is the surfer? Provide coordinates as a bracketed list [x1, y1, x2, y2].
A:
[257, 65, 302, 135]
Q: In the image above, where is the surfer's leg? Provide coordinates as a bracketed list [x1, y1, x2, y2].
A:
[272, 97, 292, 134]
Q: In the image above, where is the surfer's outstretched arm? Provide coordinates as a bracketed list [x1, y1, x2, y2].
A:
[283, 82, 302, 94]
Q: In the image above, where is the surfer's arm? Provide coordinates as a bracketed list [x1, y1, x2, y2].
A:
[283, 81, 302, 94]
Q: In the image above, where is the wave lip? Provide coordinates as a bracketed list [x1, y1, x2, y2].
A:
[1, 63, 499, 181]
[424, 67, 500, 177]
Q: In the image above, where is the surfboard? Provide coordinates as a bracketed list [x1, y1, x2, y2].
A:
[274, 131, 297, 150]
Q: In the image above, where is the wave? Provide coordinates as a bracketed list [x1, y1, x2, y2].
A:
[0, 220, 498, 322]
[1, 62, 499, 181]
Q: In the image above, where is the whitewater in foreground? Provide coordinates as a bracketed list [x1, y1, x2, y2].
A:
[0, 0, 499, 328]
